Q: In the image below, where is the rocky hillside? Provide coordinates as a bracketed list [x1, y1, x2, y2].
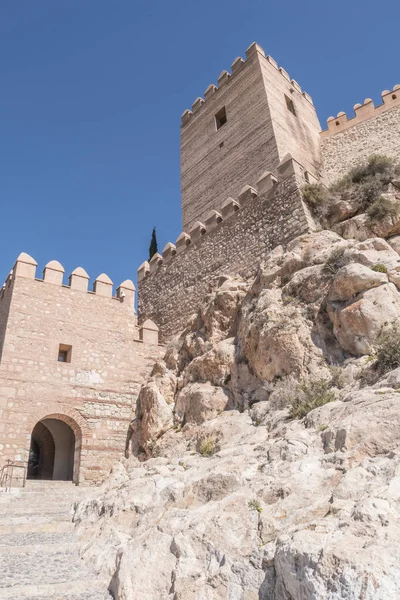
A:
[75, 157, 400, 599]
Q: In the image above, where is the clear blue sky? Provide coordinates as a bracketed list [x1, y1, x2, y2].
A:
[0, 1, 398, 288]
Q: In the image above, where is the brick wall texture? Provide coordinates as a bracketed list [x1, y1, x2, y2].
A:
[0, 271, 162, 484]
[139, 174, 313, 342]
[321, 106, 400, 183]
[181, 44, 322, 231]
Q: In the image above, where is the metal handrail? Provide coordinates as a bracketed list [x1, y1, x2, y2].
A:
[0, 460, 28, 492]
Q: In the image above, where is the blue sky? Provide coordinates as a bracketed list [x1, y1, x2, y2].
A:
[0, 1, 398, 289]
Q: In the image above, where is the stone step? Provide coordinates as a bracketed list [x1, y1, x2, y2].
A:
[0, 520, 74, 535]
[0, 512, 72, 525]
[0, 541, 79, 555]
[0, 547, 108, 589]
[0, 579, 111, 599]
[0, 530, 75, 548]
[0, 485, 110, 599]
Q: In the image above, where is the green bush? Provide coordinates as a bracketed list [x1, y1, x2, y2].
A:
[289, 379, 336, 419]
[332, 155, 400, 210]
[199, 437, 215, 457]
[375, 325, 400, 374]
[329, 365, 347, 389]
[371, 263, 388, 273]
[323, 247, 346, 276]
[302, 183, 329, 206]
[248, 499, 262, 513]
[366, 196, 400, 222]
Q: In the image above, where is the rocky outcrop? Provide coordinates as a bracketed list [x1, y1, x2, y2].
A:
[75, 224, 400, 599]
[75, 390, 400, 599]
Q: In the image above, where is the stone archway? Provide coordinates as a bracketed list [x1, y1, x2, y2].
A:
[27, 406, 88, 484]
[27, 419, 76, 481]
[27, 421, 55, 480]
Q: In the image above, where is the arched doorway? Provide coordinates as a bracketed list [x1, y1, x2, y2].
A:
[28, 418, 75, 481]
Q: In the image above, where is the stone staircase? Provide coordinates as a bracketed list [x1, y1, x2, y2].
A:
[0, 481, 112, 600]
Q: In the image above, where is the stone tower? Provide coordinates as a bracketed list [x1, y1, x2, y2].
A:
[180, 42, 323, 231]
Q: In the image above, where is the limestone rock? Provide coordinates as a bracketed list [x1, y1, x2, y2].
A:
[182, 338, 235, 388]
[328, 263, 388, 301]
[239, 288, 325, 382]
[388, 234, 400, 255]
[175, 382, 232, 425]
[343, 237, 400, 271]
[326, 196, 361, 226]
[136, 381, 174, 454]
[327, 282, 400, 355]
[75, 390, 400, 600]
[74, 228, 400, 598]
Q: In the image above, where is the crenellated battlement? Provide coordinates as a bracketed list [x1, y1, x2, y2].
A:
[0, 253, 161, 345]
[0, 252, 136, 306]
[321, 85, 400, 137]
[181, 41, 314, 128]
[138, 156, 316, 284]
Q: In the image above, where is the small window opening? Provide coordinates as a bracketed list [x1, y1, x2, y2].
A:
[58, 344, 72, 363]
[285, 95, 296, 116]
[393, 94, 397, 100]
[335, 120, 340, 126]
[304, 171, 310, 183]
[219, 141, 224, 148]
[215, 107, 227, 130]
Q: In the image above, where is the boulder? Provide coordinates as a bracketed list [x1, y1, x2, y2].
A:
[182, 338, 235, 388]
[388, 234, 400, 255]
[175, 382, 232, 425]
[344, 238, 400, 271]
[328, 283, 400, 355]
[136, 381, 174, 454]
[328, 263, 388, 302]
[326, 196, 361, 226]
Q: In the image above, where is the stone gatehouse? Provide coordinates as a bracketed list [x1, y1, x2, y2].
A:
[0, 252, 162, 485]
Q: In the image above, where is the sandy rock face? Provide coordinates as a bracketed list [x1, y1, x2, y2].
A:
[328, 263, 388, 301]
[75, 226, 400, 599]
[75, 391, 400, 600]
[175, 382, 232, 425]
[328, 283, 400, 355]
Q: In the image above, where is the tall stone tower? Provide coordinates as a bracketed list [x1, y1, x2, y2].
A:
[180, 42, 323, 231]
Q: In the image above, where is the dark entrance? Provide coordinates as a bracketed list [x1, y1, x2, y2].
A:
[27, 419, 75, 481]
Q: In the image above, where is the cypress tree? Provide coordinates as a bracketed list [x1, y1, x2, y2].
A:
[149, 227, 158, 260]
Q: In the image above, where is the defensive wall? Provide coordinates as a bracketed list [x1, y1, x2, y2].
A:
[0, 253, 163, 484]
[181, 42, 323, 231]
[138, 157, 316, 342]
[321, 85, 400, 183]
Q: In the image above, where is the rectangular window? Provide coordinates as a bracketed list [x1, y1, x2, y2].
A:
[215, 106, 227, 130]
[58, 344, 72, 363]
[285, 95, 296, 116]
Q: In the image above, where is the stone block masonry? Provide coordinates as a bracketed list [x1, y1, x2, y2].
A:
[321, 86, 400, 183]
[181, 42, 323, 231]
[0, 254, 163, 485]
[138, 158, 315, 342]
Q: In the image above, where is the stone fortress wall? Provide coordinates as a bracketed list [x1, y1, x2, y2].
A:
[138, 44, 400, 344]
[0, 253, 162, 484]
[181, 42, 323, 231]
[138, 157, 315, 342]
[321, 86, 400, 183]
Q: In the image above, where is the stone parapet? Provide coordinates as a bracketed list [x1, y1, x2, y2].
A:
[181, 41, 314, 128]
[0, 254, 137, 310]
[321, 85, 400, 137]
[138, 159, 315, 342]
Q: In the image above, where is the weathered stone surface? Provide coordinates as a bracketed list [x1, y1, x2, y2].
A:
[75, 389, 400, 600]
[322, 105, 400, 184]
[328, 263, 388, 301]
[328, 283, 400, 355]
[136, 381, 174, 455]
[139, 175, 313, 342]
[175, 382, 232, 425]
